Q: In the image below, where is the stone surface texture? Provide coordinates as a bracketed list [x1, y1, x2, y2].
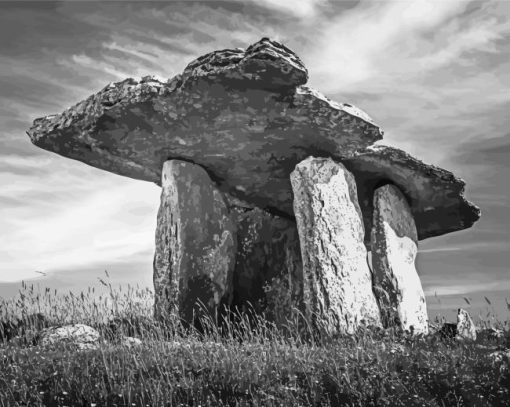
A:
[456, 308, 477, 341]
[344, 145, 480, 242]
[27, 38, 382, 222]
[121, 336, 143, 347]
[290, 157, 381, 334]
[27, 37, 480, 239]
[371, 184, 428, 334]
[153, 160, 236, 324]
[39, 324, 100, 350]
[230, 207, 303, 324]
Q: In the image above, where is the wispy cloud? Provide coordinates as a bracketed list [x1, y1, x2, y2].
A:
[1, 1, 509, 301]
[254, 0, 325, 18]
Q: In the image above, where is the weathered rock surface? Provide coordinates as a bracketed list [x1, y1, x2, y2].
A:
[27, 38, 479, 239]
[291, 157, 381, 334]
[371, 184, 428, 334]
[436, 309, 477, 341]
[27, 39, 381, 213]
[230, 207, 303, 324]
[456, 308, 477, 341]
[344, 145, 480, 241]
[121, 336, 142, 348]
[489, 350, 510, 371]
[39, 324, 100, 350]
[153, 160, 236, 325]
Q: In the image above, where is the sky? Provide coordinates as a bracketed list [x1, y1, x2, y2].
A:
[1, 0, 509, 319]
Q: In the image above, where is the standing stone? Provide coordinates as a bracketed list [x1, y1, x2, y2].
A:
[371, 184, 428, 334]
[153, 160, 236, 326]
[456, 308, 477, 341]
[230, 207, 303, 326]
[290, 157, 381, 335]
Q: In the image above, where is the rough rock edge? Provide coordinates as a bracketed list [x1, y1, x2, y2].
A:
[27, 37, 382, 150]
[182, 37, 309, 88]
[347, 144, 481, 237]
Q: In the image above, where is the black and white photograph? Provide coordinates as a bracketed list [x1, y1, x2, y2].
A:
[1, 0, 509, 405]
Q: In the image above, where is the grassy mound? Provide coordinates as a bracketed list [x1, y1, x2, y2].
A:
[1, 281, 509, 407]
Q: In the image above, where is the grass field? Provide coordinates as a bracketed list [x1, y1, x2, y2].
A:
[1, 280, 509, 407]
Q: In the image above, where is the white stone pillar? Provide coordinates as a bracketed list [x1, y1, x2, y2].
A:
[371, 184, 428, 334]
[290, 157, 381, 334]
[153, 160, 236, 325]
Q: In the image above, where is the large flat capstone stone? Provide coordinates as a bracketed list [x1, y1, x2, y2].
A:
[153, 160, 236, 324]
[371, 184, 428, 334]
[27, 37, 479, 239]
[291, 157, 381, 334]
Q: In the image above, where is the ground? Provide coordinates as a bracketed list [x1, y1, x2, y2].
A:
[1, 282, 509, 407]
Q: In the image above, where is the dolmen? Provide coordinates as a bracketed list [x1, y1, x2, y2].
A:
[28, 38, 480, 335]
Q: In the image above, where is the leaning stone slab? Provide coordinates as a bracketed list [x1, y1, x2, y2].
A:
[230, 207, 303, 325]
[371, 184, 428, 334]
[153, 160, 236, 325]
[291, 157, 381, 334]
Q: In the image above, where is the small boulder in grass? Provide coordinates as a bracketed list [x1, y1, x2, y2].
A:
[456, 308, 477, 341]
[121, 336, 142, 348]
[489, 350, 510, 372]
[39, 324, 100, 350]
[436, 309, 477, 342]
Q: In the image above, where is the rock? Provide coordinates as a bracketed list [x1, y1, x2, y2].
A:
[489, 350, 510, 366]
[39, 324, 100, 350]
[121, 336, 142, 347]
[103, 315, 157, 340]
[230, 207, 303, 325]
[489, 349, 510, 373]
[371, 184, 428, 334]
[153, 160, 237, 326]
[436, 309, 477, 342]
[27, 38, 479, 240]
[344, 145, 480, 242]
[27, 39, 382, 217]
[456, 308, 477, 341]
[290, 157, 381, 334]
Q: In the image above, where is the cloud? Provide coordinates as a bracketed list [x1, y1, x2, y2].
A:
[418, 241, 510, 254]
[254, 0, 324, 18]
[0, 156, 160, 282]
[1, 0, 510, 301]
[305, 0, 468, 91]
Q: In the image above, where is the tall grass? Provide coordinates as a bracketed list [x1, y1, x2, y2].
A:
[1, 278, 509, 407]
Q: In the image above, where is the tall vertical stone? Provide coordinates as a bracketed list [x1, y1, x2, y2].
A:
[371, 184, 428, 334]
[153, 160, 236, 326]
[290, 157, 381, 334]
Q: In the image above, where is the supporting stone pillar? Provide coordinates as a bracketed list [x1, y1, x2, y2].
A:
[371, 184, 428, 334]
[153, 160, 236, 326]
[290, 157, 381, 335]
